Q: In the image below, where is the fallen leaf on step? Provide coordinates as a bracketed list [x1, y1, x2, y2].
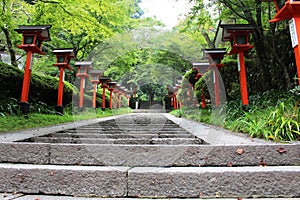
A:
[236, 148, 245, 155]
[277, 147, 286, 154]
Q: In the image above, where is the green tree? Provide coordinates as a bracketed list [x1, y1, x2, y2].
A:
[184, 0, 296, 93]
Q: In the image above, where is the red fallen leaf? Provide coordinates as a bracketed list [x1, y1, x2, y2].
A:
[259, 157, 267, 167]
[277, 147, 287, 153]
[199, 192, 203, 198]
[237, 198, 242, 200]
[236, 148, 245, 155]
[227, 161, 233, 167]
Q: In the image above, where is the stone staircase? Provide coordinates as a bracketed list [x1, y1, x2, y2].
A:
[0, 112, 299, 198]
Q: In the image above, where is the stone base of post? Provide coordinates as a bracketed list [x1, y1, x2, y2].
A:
[55, 106, 64, 116]
[19, 102, 30, 117]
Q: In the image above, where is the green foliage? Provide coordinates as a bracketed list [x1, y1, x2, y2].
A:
[194, 70, 212, 103]
[0, 62, 75, 113]
[0, 107, 131, 133]
[267, 102, 300, 141]
[225, 92, 300, 141]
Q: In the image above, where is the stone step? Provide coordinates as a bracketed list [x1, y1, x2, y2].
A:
[0, 163, 299, 198]
[127, 166, 300, 198]
[75, 127, 185, 131]
[0, 163, 128, 197]
[24, 137, 203, 145]
[1, 143, 299, 167]
[58, 129, 190, 137]
[47, 133, 195, 139]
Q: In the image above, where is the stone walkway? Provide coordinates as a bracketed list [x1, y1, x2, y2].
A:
[0, 112, 299, 199]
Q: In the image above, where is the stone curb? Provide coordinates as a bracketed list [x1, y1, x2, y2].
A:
[0, 143, 299, 166]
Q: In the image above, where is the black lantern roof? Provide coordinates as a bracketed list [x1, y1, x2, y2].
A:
[90, 70, 103, 76]
[74, 61, 93, 67]
[220, 24, 255, 42]
[108, 81, 117, 86]
[203, 48, 227, 57]
[100, 76, 110, 82]
[15, 25, 52, 41]
[53, 48, 74, 56]
[192, 62, 210, 75]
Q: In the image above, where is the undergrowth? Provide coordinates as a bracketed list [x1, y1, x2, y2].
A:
[170, 90, 300, 142]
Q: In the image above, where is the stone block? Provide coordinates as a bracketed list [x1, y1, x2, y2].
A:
[128, 166, 300, 198]
[0, 143, 49, 164]
[0, 164, 128, 197]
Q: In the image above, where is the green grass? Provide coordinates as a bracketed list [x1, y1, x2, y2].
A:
[0, 108, 131, 133]
[170, 91, 300, 142]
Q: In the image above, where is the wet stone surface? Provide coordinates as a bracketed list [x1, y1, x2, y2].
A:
[17, 114, 208, 145]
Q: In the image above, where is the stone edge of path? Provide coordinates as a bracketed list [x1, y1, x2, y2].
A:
[0, 114, 130, 142]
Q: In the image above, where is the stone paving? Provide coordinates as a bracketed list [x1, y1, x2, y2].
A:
[0, 112, 299, 199]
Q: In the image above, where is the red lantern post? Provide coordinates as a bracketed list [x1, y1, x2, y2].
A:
[220, 24, 255, 107]
[108, 82, 116, 109]
[52, 48, 74, 115]
[99, 76, 110, 110]
[261, 0, 300, 85]
[90, 70, 103, 109]
[203, 48, 227, 108]
[74, 61, 92, 111]
[15, 25, 51, 116]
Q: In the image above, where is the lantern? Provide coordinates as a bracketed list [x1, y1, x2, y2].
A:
[15, 25, 51, 116]
[99, 76, 110, 109]
[52, 48, 74, 115]
[15, 25, 51, 54]
[74, 61, 93, 110]
[90, 70, 103, 109]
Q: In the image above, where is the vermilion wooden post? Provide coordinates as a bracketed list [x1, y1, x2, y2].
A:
[15, 25, 51, 116]
[214, 68, 220, 107]
[79, 77, 85, 108]
[238, 52, 249, 105]
[20, 51, 33, 104]
[57, 68, 64, 107]
[108, 82, 116, 109]
[114, 91, 117, 108]
[201, 89, 206, 108]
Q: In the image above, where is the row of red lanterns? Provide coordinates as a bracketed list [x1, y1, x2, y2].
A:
[14, 25, 131, 116]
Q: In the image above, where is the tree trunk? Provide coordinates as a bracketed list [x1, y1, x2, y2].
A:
[1, 26, 18, 67]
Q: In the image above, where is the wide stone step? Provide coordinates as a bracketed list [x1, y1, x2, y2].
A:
[75, 127, 186, 131]
[0, 163, 299, 198]
[47, 133, 195, 139]
[1, 143, 299, 167]
[127, 166, 300, 198]
[0, 163, 128, 197]
[60, 129, 191, 134]
[25, 137, 203, 145]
